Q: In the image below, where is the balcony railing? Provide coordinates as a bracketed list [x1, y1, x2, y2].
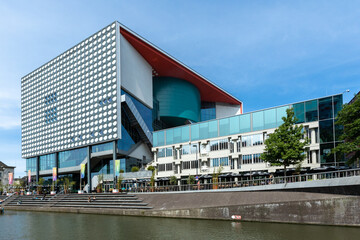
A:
[121, 168, 360, 193]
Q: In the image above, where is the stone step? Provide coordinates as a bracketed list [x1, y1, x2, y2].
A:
[55, 202, 148, 206]
[54, 204, 152, 209]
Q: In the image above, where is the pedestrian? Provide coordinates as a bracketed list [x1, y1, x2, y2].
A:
[88, 196, 91, 203]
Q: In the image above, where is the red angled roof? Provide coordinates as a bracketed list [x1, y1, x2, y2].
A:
[119, 25, 242, 112]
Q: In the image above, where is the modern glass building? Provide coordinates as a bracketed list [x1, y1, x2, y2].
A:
[21, 22, 242, 190]
[152, 94, 344, 183]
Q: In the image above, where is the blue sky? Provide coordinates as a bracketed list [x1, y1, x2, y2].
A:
[1, 0, 359, 177]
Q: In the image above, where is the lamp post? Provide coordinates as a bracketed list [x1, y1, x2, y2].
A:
[192, 144, 199, 177]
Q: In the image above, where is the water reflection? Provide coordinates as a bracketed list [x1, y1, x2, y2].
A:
[0, 211, 359, 240]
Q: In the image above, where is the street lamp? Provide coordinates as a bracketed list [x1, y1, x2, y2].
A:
[192, 144, 199, 177]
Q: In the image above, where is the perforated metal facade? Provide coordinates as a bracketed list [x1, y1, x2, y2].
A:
[21, 22, 121, 158]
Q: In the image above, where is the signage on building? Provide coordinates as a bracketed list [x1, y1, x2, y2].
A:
[80, 164, 86, 179]
[8, 172, 13, 185]
[52, 167, 57, 181]
[28, 170, 31, 183]
[115, 160, 120, 177]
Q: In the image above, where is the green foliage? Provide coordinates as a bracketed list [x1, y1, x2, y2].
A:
[147, 166, 156, 189]
[170, 176, 177, 185]
[260, 108, 309, 177]
[120, 169, 125, 173]
[37, 178, 45, 193]
[117, 174, 123, 189]
[96, 174, 104, 192]
[212, 166, 223, 185]
[332, 94, 360, 165]
[131, 166, 140, 172]
[187, 175, 195, 185]
[147, 166, 155, 172]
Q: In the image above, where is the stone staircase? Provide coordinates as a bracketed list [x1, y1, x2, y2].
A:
[5, 193, 152, 210]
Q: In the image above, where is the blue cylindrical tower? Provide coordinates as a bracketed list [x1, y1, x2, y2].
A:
[153, 77, 200, 127]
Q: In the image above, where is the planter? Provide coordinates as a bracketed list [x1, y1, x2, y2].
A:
[78, 190, 84, 194]
[26, 192, 32, 195]
[213, 185, 218, 190]
[50, 191, 56, 195]
[112, 189, 119, 193]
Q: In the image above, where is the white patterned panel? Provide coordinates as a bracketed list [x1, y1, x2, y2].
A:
[21, 22, 119, 158]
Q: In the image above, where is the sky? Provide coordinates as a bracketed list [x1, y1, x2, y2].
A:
[1, 0, 360, 177]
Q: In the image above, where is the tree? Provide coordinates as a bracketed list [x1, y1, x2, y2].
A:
[170, 176, 177, 185]
[147, 166, 156, 191]
[37, 178, 45, 193]
[131, 166, 139, 172]
[187, 175, 195, 185]
[260, 108, 309, 178]
[332, 94, 360, 165]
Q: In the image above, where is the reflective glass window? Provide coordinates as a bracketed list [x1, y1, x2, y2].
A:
[166, 129, 174, 145]
[199, 122, 209, 140]
[39, 153, 56, 171]
[209, 120, 218, 138]
[319, 120, 334, 143]
[59, 147, 87, 168]
[92, 142, 112, 153]
[173, 128, 181, 144]
[320, 143, 335, 164]
[229, 115, 240, 135]
[276, 106, 289, 126]
[305, 100, 318, 122]
[158, 148, 166, 158]
[219, 118, 230, 136]
[334, 120, 344, 141]
[239, 114, 251, 133]
[319, 97, 333, 120]
[333, 95, 343, 118]
[252, 111, 264, 131]
[293, 102, 305, 123]
[264, 108, 277, 129]
[191, 124, 200, 141]
[157, 131, 165, 146]
[181, 126, 190, 143]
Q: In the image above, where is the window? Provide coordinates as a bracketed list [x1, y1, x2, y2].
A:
[253, 153, 263, 163]
[191, 160, 198, 169]
[165, 163, 173, 171]
[158, 148, 165, 158]
[211, 158, 219, 167]
[210, 140, 219, 151]
[305, 100, 318, 122]
[293, 102, 305, 123]
[319, 120, 334, 143]
[242, 154, 252, 164]
[242, 135, 251, 147]
[252, 134, 263, 146]
[219, 139, 228, 150]
[319, 97, 333, 120]
[236, 139, 241, 152]
[201, 102, 216, 121]
[165, 148, 173, 157]
[182, 145, 190, 155]
[220, 157, 229, 166]
[182, 161, 191, 170]
[158, 164, 166, 172]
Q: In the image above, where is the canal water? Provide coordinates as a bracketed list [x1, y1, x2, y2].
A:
[0, 210, 359, 240]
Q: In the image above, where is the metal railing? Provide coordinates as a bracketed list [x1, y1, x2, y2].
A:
[123, 168, 360, 193]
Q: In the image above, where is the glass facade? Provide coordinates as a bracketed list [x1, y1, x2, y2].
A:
[59, 147, 87, 168]
[200, 102, 216, 121]
[39, 153, 56, 171]
[26, 157, 37, 172]
[92, 142, 113, 153]
[153, 95, 343, 150]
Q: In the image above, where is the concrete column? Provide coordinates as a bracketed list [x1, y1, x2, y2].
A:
[235, 177, 238, 183]
[177, 165, 181, 174]
[87, 146, 92, 192]
[234, 158, 238, 169]
[113, 140, 117, 187]
[36, 156, 40, 183]
[311, 128, 316, 144]
[154, 151, 157, 162]
[311, 150, 317, 164]
[55, 153, 58, 187]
